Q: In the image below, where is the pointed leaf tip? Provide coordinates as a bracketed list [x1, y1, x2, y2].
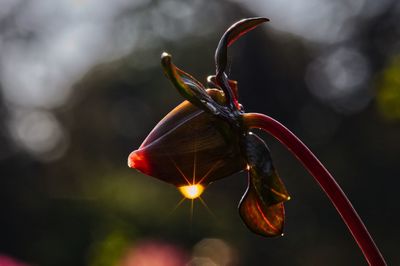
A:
[226, 17, 269, 47]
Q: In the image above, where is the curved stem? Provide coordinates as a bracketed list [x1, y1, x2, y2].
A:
[243, 113, 386, 266]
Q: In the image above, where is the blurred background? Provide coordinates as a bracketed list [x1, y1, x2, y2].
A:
[0, 0, 399, 265]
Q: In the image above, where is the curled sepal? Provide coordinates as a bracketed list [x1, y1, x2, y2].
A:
[214, 17, 268, 111]
[161, 52, 223, 116]
[239, 176, 285, 237]
[244, 132, 290, 206]
[215, 17, 269, 75]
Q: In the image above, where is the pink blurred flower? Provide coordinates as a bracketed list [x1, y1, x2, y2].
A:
[119, 240, 188, 266]
[0, 255, 29, 266]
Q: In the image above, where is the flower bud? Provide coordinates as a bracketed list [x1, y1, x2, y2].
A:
[128, 96, 246, 187]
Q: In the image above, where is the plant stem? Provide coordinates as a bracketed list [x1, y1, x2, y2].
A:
[243, 113, 386, 266]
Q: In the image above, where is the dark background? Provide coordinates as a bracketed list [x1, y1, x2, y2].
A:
[0, 0, 399, 265]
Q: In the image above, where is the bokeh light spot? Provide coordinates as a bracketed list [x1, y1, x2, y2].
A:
[9, 109, 67, 161]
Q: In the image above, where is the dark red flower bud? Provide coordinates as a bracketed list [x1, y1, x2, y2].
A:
[128, 90, 246, 187]
[128, 17, 291, 237]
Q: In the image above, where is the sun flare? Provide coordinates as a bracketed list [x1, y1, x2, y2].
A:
[178, 184, 205, 199]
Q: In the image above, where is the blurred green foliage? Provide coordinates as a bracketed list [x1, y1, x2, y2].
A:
[89, 229, 131, 266]
[377, 55, 400, 120]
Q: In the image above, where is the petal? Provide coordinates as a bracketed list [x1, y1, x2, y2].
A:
[128, 96, 246, 186]
[161, 52, 223, 116]
[244, 132, 290, 206]
[238, 132, 290, 237]
[239, 174, 285, 237]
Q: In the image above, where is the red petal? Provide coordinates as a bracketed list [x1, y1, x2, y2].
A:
[239, 175, 285, 237]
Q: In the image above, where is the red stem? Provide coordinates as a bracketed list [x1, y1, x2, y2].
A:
[243, 113, 386, 266]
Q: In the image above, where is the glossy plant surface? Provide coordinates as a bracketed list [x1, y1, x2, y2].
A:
[128, 17, 290, 237]
[128, 17, 386, 265]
